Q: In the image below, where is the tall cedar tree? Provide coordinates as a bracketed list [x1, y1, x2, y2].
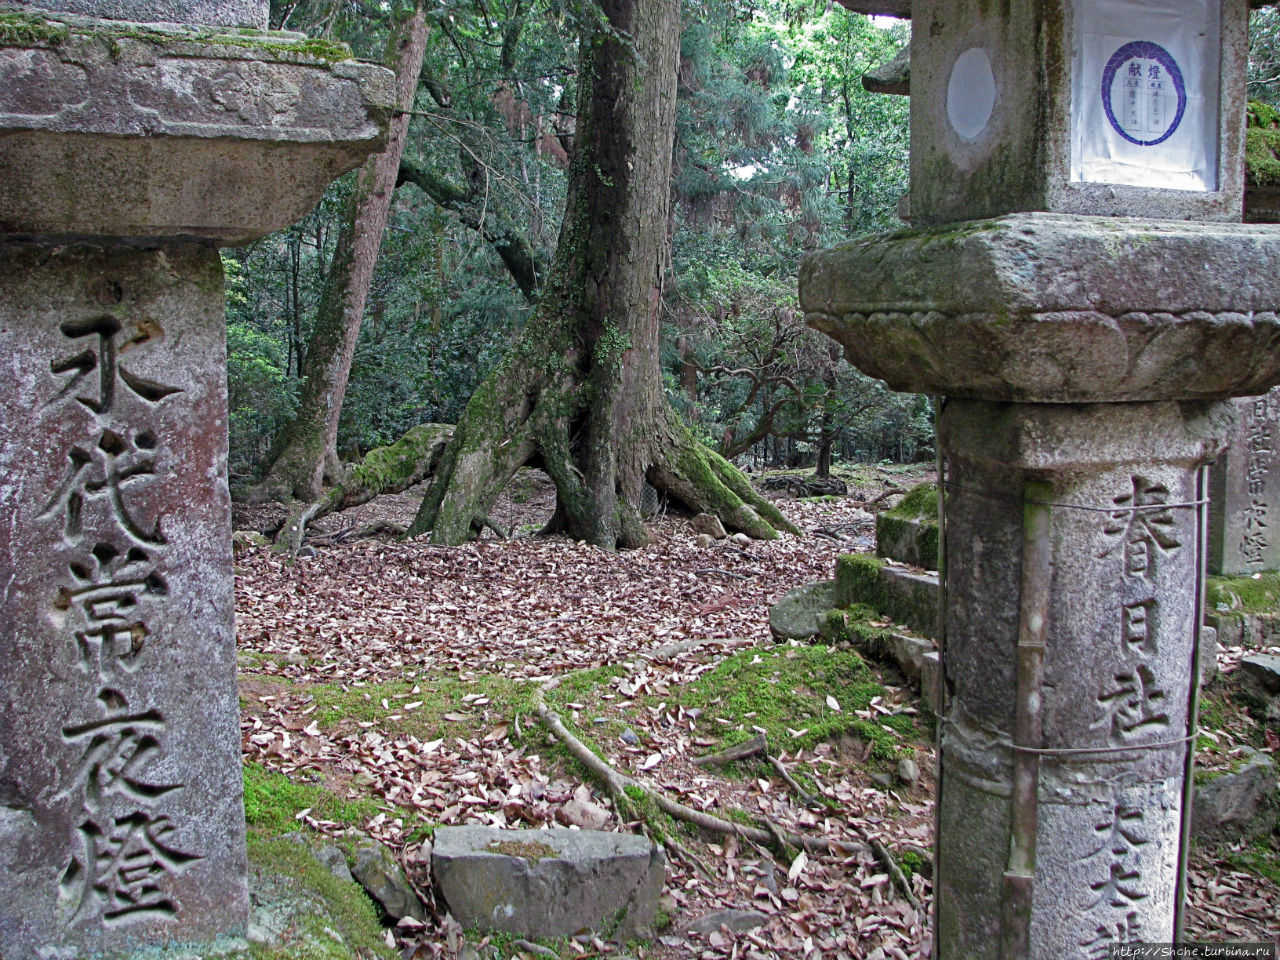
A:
[408, 0, 796, 548]
[251, 5, 430, 501]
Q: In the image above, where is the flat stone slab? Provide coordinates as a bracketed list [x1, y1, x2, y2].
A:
[800, 213, 1280, 402]
[432, 827, 664, 942]
[0, 10, 394, 242]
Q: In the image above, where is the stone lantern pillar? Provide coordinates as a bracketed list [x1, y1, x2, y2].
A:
[801, 1, 1280, 957]
[0, 4, 392, 958]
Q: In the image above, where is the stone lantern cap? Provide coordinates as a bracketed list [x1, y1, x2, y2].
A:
[800, 212, 1280, 403]
[0, 7, 395, 244]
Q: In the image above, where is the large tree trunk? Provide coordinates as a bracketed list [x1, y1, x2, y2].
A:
[407, 0, 797, 549]
[249, 6, 431, 502]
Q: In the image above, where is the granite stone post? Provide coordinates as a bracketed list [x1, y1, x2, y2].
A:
[1208, 385, 1280, 574]
[804, 1, 1280, 956]
[0, 4, 392, 957]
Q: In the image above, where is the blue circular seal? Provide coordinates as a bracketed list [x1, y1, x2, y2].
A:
[1101, 40, 1187, 146]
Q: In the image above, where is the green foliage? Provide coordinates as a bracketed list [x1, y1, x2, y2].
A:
[242, 761, 383, 837]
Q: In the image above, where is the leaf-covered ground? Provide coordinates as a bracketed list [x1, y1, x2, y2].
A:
[233, 467, 1279, 960]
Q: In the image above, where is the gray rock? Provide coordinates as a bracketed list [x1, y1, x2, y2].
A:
[691, 513, 727, 539]
[1240, 653, 1280, 693]
[871, 772, 894, 789]
[314, 845, 354, 886]
[351, 842, 426, 922]
[431, 826, 665, 941]
[1192, 754, 1280, 846]
[768, 581, 836, 641]
[684, 908, 768, 935]
[897, 757, 921, 787]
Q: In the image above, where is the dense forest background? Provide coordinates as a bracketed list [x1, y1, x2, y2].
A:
[224, 2, 1280, 491]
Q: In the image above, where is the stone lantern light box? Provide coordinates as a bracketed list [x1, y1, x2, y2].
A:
[910, 0, 1250, 225]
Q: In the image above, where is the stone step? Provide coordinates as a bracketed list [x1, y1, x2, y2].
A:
[837, 554, 940, 641]
[874, 482, 939, 571]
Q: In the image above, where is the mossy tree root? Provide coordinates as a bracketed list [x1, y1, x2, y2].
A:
[275, 423, 452, 552]
[532, 679, 865, 857]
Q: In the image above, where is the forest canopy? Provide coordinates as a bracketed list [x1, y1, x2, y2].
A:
[224, 0, 920, 503]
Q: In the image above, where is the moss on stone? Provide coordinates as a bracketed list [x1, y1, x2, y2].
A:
[836, 554, 886, 609]
[0, 11, 68, 45]
[1246, 100, 1280, 188]
[1207, 572, 1280, 617]
[0, 12, 353, 63]
[487, 838, 557, 861]
[885, 483, 938, 520]
[242, 836, 397, 959]
[243, 761, 383, 838]
[876, 484, 940, 570]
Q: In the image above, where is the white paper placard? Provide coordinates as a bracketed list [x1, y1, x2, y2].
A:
[1073, 0, 1221, 192]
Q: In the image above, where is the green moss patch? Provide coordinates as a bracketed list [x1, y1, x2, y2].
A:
[308, 674, 538, 741]
[243, 761, 383, 838]
[1207, 572, 1280, 617]
[677, 644, 909, 760]
[0, 11, 68, 45]
[243, 836, 396, 959]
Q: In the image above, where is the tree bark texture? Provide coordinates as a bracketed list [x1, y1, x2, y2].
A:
[251, 6, 431, 501]
[408, 0, 796, 548]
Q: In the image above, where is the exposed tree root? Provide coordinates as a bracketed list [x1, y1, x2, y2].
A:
[532, 681, 865, 859]
[273, 424, 452, 553]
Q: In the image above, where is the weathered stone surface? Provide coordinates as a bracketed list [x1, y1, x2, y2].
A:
[1199, 625, 1219, 684]
[315, 845, 354, 886]
[862, 39, 909, 96]
[1240, 653, 1280, 693]
[919, 650, 940, 714]
[13, 0, 267, 28]
[905, 0, 1249, 224]
[1192, 754, 1279, 846]
[691, 513, 727, 539]
[432, 826, 665, 941]
[801, 214, 1280, 403]
[836, 555, 939, 640]
[930, 399, 1229, 959]
[897, 756, 921, 787]
[768, 580, 835, 641]
[875, 482, 938, 569]
[0, 12, 395, 243]
[0, 243, 248, 959]
[350, 842, 425, 923]
[1209, 387, 1280, 575]
[684, 908, 768, 935]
